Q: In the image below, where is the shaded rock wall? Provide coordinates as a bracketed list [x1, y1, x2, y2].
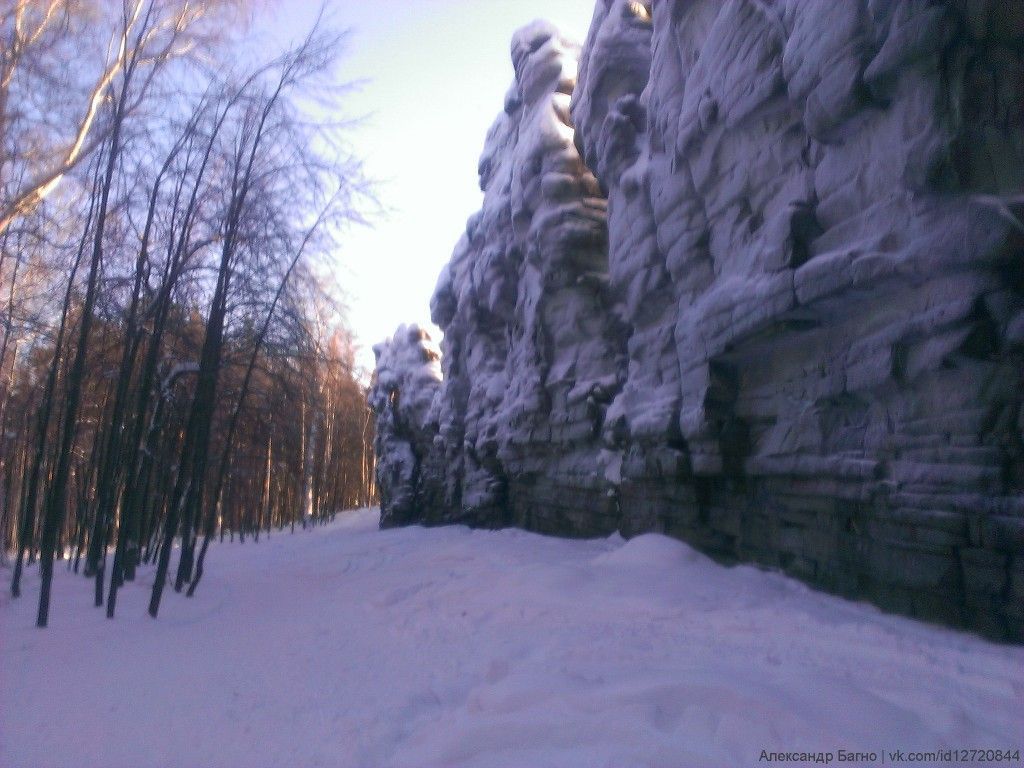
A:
[373, 2, 1024, 640]
[368, 325, 443, 528]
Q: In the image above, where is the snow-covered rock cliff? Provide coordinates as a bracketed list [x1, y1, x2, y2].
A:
[373, 1, 1024, 640]
[368, 324, 442, 527]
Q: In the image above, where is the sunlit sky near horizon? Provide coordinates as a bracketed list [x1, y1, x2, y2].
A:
[261, 0, 598, 375]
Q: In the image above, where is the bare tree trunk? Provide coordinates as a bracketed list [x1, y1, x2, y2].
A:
[98, 167, 165, 615]
[10, 165, 96, 598]
[188, 220, 312, 595]
[157, 60, 307, 610]
[111, 97, 224, 610]
[36, 164, 111, 625]
[154, 233, 232, 610]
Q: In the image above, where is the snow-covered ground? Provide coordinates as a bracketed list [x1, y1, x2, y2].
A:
[2, 509, 1021, 768]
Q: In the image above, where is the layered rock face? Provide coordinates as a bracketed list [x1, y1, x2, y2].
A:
[373, 2, 1024, 639]
[426, 20, 622, 528]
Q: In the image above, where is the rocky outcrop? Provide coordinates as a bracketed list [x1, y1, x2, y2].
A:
[372, 1, 1024, 640]
[368, 325, 443, 528]
[425, 20, 622, 529]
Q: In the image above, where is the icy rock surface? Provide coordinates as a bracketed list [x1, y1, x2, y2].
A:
[373, 2, 1024, 640]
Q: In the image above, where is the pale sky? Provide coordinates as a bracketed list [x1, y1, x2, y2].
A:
[261, 0, 598, 375]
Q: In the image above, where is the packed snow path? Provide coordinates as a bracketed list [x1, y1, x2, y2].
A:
[2, 509, 1021, 768]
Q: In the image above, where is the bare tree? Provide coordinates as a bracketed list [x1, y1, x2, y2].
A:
[3, 1, 375, 629]
[34, 0, 233, 628]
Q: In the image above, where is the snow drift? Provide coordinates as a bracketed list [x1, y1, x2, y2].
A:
[3, 509, 1022, 767]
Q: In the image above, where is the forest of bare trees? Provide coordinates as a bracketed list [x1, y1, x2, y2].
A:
[0, 0, 376, 627]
